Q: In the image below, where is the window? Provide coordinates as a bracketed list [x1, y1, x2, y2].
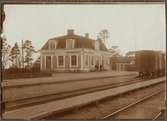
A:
[49, 41, 57, 49]
[54, 41, 57, 49]
[96, 56, 99, 65]
[71, 55, 77, 66]
[50, 43, 55, 49]
[58, 56, 64, 66]
[91, 56, 94, 65]
[66, 39, 75, 49]
[85, 55, 89, 66]
[46, 56, 51, 70]
[108, 58, 110, 64]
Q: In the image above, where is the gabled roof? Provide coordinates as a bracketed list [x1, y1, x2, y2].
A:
[41, 31, 108, 51]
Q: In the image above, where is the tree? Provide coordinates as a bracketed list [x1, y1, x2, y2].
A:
[10, 42, 21, 68]
[98, 29, 110, 47]
[23, 40, 36, 69]
[1, 35, 11, 69]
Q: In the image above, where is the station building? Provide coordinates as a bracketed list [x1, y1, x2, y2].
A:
[40, 30, 111, 72]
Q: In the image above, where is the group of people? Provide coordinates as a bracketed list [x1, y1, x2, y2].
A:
[138, 69, 165, 79]
[95, 64, 104, 71]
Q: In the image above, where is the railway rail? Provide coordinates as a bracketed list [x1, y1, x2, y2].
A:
[102, 89, 164, 119]
[153, 111, 162, 120]
[3, 73, 137, 88]
[3, 77, 165, 119]
[152, 108, 166, 120]
[5, 75, 143, 111]
[42, 80, 165, 119]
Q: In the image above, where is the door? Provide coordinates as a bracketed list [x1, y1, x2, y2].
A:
[46, 56, 51, 71]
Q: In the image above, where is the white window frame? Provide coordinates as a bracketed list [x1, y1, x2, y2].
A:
[70, 55, 78, 67]
[54, 41, 57, 49]
[66, 39, 75, 49]
[49, 40, 57, 49]
[57, 55, 65, 67]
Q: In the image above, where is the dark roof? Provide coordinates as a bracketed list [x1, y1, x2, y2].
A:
[135, 50, 165, 56]
[41, 34, 107, 51]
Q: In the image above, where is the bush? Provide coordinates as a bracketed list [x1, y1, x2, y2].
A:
[3, 72, 52, 80]
[3, 67, 40, 74]
[3, 67, 52, 80]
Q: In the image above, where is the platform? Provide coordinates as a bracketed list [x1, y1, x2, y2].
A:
[2, 71, 138, 87]
[3, 77, 165, 119]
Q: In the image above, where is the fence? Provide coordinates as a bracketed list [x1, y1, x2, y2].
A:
[3, 67, 52, 80]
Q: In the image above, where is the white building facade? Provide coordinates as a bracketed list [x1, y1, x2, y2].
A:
[40, 30, 111, 72]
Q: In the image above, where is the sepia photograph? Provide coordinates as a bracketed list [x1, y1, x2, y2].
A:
[1, 2, 166, 120]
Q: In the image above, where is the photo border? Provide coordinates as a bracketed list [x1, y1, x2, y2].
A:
[0, 0, 166, 121]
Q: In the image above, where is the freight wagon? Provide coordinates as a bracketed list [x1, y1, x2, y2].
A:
[135, 50, 165, 78]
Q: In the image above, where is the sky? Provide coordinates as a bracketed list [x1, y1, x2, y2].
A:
[3, 4, 166, 56]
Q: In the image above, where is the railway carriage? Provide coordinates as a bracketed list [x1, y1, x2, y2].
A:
[135, 50, 165, 78]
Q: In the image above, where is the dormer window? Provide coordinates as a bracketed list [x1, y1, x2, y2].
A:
[54, 41, 57, 49]
[49, 40, 57, 49]
[66, 39, 75, 49]
[50, 42, 55, 49]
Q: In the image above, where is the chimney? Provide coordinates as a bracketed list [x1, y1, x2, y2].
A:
[67, 29, 74, 35]
[85, 33, 89, 38]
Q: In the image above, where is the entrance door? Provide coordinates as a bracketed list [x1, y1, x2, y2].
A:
[46, 56, 51, 71]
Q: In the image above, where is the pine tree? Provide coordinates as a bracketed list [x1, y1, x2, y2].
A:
[1, 35, 11, 69]
[10, 42, 21, 68]
[23, 40, 36, 69]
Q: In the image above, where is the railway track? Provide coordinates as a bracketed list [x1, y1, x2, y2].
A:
[153, 111, 162, 120]
[5, 76, 143, 111]
[152, 108, 166, 120]
[3, 74, 137, 88]
[102, 89, 164, 119]
[3, 77, 165, 119]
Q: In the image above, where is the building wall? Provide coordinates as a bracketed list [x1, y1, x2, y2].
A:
[40, 48, 111, 72]
[53, 56, 57, 69]
[81, 49, 111, 71]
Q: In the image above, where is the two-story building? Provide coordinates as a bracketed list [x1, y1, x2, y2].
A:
[40, 29, 111, 72]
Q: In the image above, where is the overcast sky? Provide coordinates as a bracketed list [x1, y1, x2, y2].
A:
[3, 4, 166, 55]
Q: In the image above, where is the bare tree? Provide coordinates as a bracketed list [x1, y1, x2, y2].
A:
[2, 35, 11, 69]
[98, 29, 110, 46]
